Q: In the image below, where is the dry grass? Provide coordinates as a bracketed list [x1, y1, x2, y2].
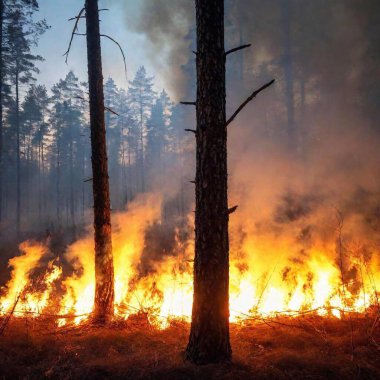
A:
[0, 315, 379, 380]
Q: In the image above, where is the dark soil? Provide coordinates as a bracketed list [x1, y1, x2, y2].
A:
[0, 315, 379, 379]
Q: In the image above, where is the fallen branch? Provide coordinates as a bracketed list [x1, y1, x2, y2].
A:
[226, 79, 275, 127]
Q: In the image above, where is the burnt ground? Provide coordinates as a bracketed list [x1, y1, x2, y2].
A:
[0, 314, 379, 380]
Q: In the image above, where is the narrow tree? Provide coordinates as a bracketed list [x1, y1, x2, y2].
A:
[85, 0, 114, 323]
[185, 0, 274, 364]
[128, 66, 155, 193]
[6, 0, 47, 236]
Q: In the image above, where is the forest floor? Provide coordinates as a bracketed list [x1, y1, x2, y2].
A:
[0, 313, 379, 380]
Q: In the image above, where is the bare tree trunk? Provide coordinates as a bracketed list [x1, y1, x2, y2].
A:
[15, 65, 21, 237]
[0, 0, 4, 225]
[186, 0, 231, 364]
[85, 0, 114, 323]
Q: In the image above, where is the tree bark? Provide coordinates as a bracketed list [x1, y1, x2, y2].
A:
[0, 0, 3, 225]
[85, 0, 114, 323]
[186, 0, 231, 364]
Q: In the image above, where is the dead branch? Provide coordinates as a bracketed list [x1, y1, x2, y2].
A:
[75, 96, 119, 116]
[100, 34, 128, 81]
[228, 205, 238, 214]
[225, 43, 251, 56]
[180, 101, 196, 106]
[105, 106, 120, 116]
[68, 8, 108, 21]
[83, 177, 93, 183]
[185, 129, 196, 134]
[64, 7, 85, 64]
[226, 79, 275, 127]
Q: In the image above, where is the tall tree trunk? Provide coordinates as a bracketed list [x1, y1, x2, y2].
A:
[15, 65, 21, 237]
[186, 0, 231, 364]
[85, 0, 114, 323]
[282, 0, 296, 150]
[0, 0, 4, 225]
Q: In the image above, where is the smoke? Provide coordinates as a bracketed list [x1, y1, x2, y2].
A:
[119, 0, 380, 285]
[121, 0, 194, 99]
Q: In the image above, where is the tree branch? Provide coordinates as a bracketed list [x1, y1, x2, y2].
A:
[100, 34, 127, 81]
[75, 96, 119, 116]
[185, 129, 196, 134]
[180, 101, 196, 106]
[228, 205, 238, 214]
[225, 43, 251, 56]
[105, 106, 120, 116]
[64, 7, 85, 64]
[226, 79, 275, 126]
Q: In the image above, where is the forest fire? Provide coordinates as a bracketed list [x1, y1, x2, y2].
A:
[1, 194, 379, 330]
[1, 0, 380, 377]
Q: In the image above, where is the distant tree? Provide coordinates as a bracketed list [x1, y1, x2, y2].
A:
[128, 66, 155, 192]
[115, 88, 135, 204]
[50, 72, 83, 228]
[104, 77, 122, 208]
[20, 84, 49, 220]
[5, 0, 47, 235]
[145, 89, 174, 190]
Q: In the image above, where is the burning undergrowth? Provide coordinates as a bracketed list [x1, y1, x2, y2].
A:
[0, 184, 379, 331]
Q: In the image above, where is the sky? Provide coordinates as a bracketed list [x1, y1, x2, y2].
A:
[35, 1, 167, 93]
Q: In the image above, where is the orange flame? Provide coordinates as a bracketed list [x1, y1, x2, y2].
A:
[1, 193, 379, 328]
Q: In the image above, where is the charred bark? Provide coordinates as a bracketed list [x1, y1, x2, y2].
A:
[185, 0, 231, 364]
[85, 0, 114, 323]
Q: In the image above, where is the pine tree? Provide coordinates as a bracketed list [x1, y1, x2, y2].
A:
[50, 72, 83, 228]
[5, 0, 47, 236]
[128, 66, 155, 192]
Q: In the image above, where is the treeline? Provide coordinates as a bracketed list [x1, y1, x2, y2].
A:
[2, 65, 188, 236]
[0, 1, 191, 239]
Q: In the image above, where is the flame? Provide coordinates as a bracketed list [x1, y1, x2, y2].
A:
[1, 193, 379, 328]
